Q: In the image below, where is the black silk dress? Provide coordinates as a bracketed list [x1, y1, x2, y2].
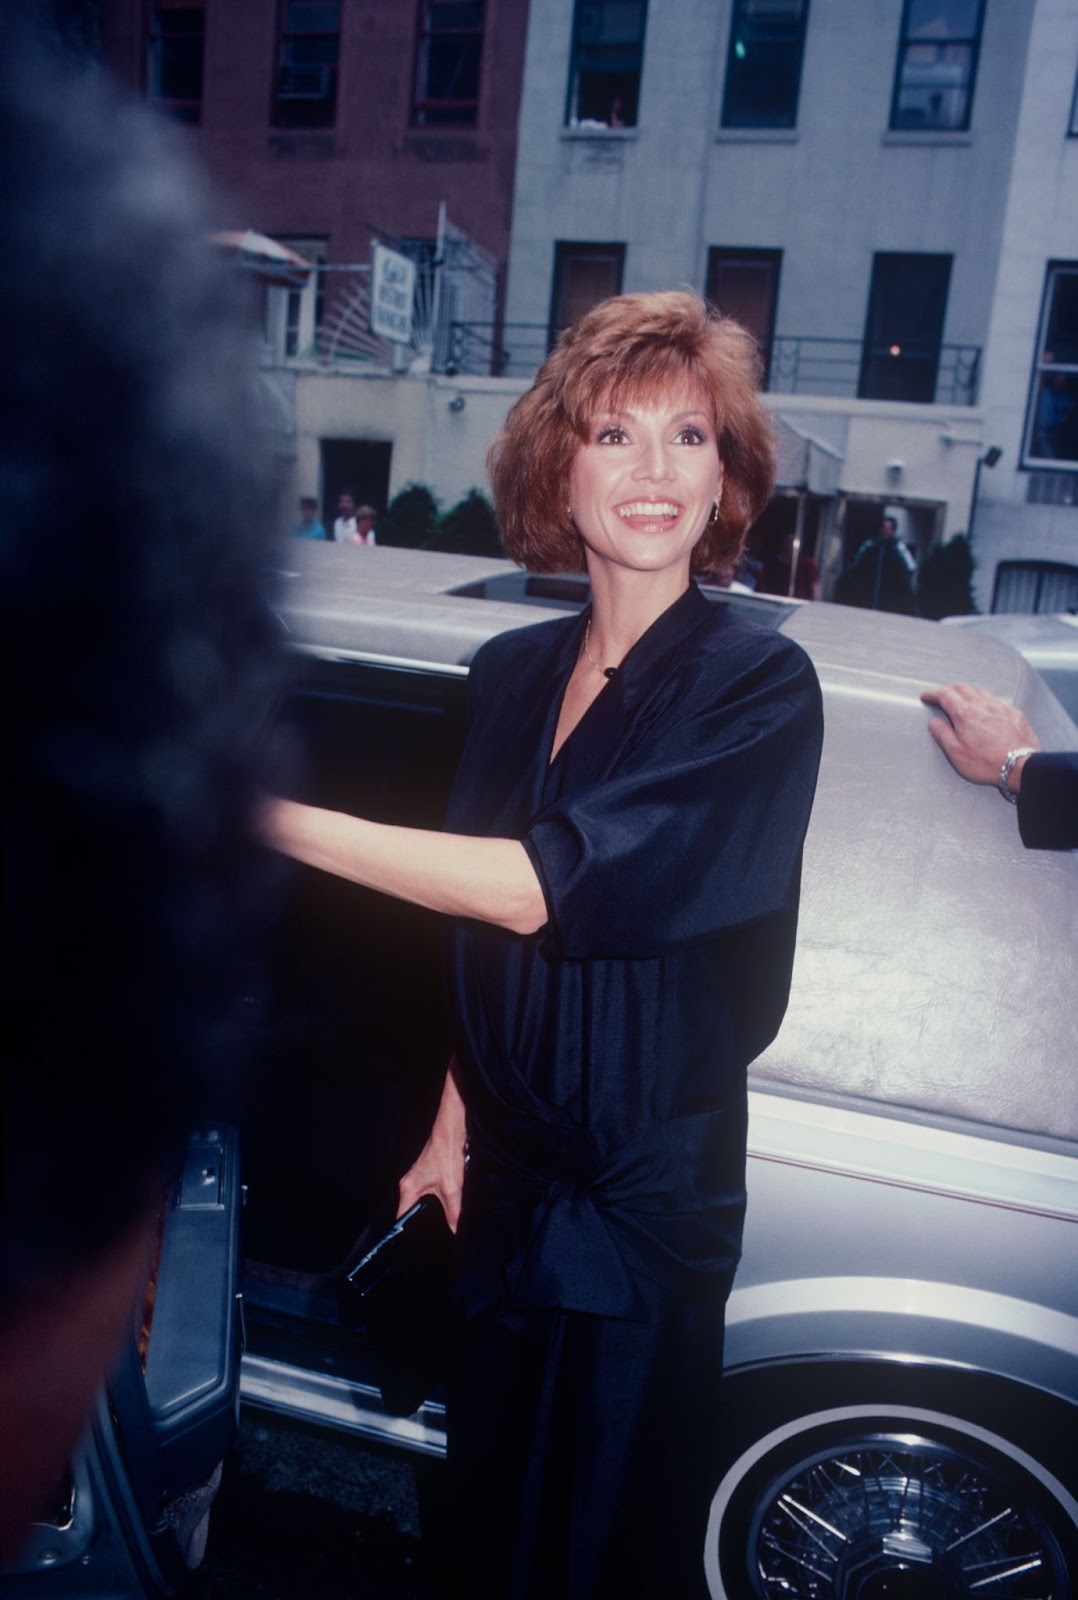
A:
[441, 584, 823, 1599]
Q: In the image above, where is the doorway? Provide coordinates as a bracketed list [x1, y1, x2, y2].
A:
[320, 439, 392, 535]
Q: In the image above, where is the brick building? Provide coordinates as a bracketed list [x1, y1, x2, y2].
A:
[95, 2, 530, 519]
[98, 3, 528, 283]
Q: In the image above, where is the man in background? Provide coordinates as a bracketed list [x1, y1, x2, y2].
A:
[333, 489, 360, 541]
[836, 513, 916, 613]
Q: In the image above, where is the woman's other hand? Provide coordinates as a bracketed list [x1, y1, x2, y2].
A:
[397, 1059, 467, 1233]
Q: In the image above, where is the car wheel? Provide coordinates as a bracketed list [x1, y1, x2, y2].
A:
[706, 1378, 1078, 1600]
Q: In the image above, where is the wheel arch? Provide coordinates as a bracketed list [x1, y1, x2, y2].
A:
[724, 1273, 1078, 1404]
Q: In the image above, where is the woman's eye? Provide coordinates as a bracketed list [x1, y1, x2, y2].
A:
[676, 426, 707, 445]
[595, 426, 628, 445]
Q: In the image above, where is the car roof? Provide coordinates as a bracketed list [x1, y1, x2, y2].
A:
[942, 612, 1078, 722]
[274, 542, 1078, 1144]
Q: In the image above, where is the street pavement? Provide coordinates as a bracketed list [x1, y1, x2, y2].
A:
[186, 1416, 442, 1598]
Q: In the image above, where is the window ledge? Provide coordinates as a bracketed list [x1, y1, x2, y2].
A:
[561, 124, 639, 141]
[881, 130, 973, 148]
[268, 132, 338, 157]
[403, 131, 482, 163]
[715, 128, 799, 144]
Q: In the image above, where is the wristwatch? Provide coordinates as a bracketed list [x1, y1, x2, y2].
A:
[997, 746, 1037, 803]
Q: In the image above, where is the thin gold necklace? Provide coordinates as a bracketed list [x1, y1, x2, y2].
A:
[583, 620, 618, 680]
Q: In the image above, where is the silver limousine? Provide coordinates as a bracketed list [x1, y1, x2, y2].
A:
[260, 543, 1078, 1600]
[10, 542, 1076, 1600]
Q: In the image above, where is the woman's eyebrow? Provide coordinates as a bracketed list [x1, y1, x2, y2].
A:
[594, 406, 712, 423]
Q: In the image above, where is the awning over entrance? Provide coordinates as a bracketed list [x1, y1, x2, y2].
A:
[772, 412, 845, 495]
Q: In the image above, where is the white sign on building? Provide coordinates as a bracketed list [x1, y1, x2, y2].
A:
[370, 243, 416, 345]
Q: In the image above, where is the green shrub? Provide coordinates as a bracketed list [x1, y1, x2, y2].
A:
[917, 534, 978, 620]
[430, 488, 504, 558]
[377, 483, 441, 548]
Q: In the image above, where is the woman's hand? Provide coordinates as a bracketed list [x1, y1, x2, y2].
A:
[397, 1060, 467, 1233]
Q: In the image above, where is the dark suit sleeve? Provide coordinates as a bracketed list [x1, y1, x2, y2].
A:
[523, 641, 823, 960]
[1017, 752, 1078, 850]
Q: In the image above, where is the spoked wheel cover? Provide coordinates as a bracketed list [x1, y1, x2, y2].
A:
[745, 1431, 1069, 1600]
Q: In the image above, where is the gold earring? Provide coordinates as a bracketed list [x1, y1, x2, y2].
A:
[707, 501, 720, 527]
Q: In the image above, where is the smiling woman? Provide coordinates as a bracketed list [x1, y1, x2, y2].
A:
[489, 290, 774, 580]
[263, 290, 823, 1598]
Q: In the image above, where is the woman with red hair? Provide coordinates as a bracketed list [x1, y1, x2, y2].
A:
[266, 291, 823, 1596]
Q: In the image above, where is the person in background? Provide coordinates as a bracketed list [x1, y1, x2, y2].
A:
[921, 682, 1078, 850]
[293, 494, 326, 539]
[354, 503, 378, 546]
[836, 513, 916, 613]
[1, 16, 279, 1555]
[759, 530, 820, 601]
[1031, 369, 1075, 459]
[333, 489, 359, 542]
[706, 561, 755, 594]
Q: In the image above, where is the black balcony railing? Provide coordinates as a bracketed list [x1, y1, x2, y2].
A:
[771, 336, 981, 406]
[443, 323, 981, 405]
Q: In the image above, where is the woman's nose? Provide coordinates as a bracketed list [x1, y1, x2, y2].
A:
[633, 435, 674, 481]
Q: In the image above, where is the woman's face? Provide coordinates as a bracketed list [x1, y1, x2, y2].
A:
[568, 383, 722, 583]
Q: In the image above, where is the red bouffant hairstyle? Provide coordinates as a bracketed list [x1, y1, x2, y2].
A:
[487, 290, 776, 575]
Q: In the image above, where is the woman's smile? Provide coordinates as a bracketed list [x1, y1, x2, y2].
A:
[615, 498, 683, 532]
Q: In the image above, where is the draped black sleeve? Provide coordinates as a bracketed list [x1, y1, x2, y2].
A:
[1018, 752, 1078, 851]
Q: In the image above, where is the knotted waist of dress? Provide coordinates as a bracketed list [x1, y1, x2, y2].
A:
[454, 1096, 748, 1325]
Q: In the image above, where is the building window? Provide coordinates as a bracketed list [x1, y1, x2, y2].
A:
[413, 2, 485, 127]
[566, 1, 648, 128]
[549, 243, 625, 347]
[992, 561, 1078, 615]
[272, 1, 341, 130]
[1023, 263, 1078, 469]
[890, 0, 985, 132]
[278, 238, 327, 358]
[147, 2, 205, 124]
[859, 253, 951, 403]
[721, 0, 810, 130]
[706, 248, 781, 385]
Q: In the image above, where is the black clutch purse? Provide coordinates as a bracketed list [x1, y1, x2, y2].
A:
[339, 1196, 454, 1418]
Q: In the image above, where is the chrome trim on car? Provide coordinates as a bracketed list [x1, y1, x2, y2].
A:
[745, 1091, 1078, 1219]
[287, 643, 470, 677]
[239, 1353, 447, 1459]
[727, 1276, 1078, 1356]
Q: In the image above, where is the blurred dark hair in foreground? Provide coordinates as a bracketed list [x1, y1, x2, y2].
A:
[1, 17, 282, 1306]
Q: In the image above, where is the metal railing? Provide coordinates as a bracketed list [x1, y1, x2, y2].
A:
[442, 323, 981, 405]
[442, 321, 546, 378]
[770, 337, 980, 407]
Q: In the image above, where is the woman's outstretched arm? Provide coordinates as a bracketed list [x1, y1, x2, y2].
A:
[260, 798, 547, 937]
